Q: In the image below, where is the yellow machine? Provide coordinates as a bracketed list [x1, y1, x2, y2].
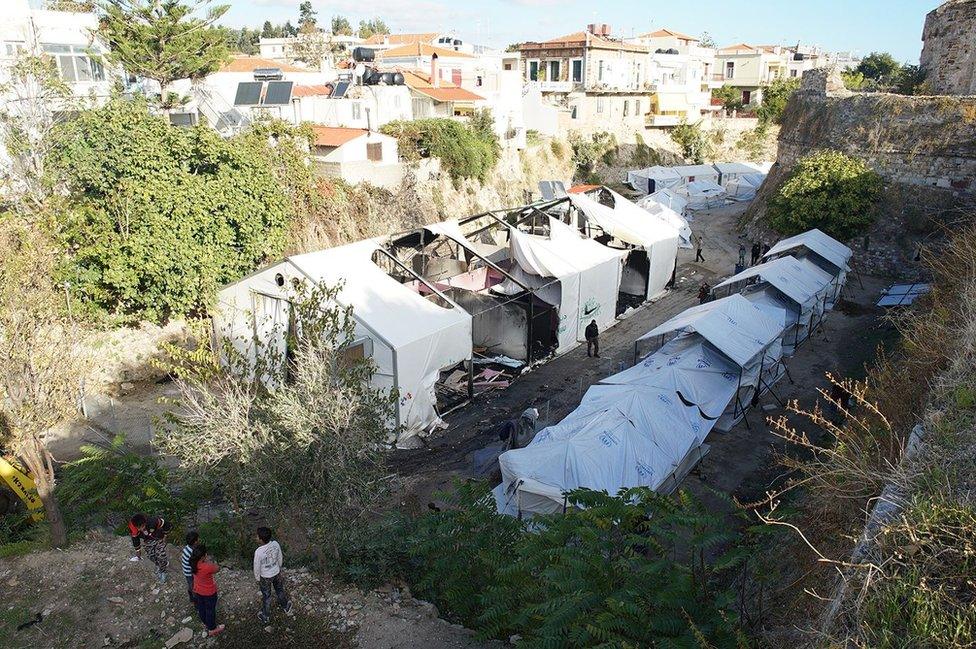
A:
[0, 455, 45, 522]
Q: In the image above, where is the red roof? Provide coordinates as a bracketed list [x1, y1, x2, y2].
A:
[363, 32, 439, 46]
[401, 70, 484, 102]
[311, 126, 368, 147]
[220, 56, 305, 73]
[521, 31, 647, 53]
[718, 43, 759, 54]
[568, 184, 602, 194]
[380, 43, 474, 59]
[639, 28, 699, 42]
[293, 84, 333, 97]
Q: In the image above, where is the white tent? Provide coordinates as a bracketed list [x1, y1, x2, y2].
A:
[626, 165, 682, 194]
[725, 173, 766, 202]
[494, 336, 737, 517]
[714, 255, 833, 353]
[631, 194, 692, 249]
[638, 188, 689, 216]
[713, 161, 763, 185]
[214, 239, 473, 445]
[762, 229, 852, 304]
[635, 294, 788, 429]
[672, 164, 720, 186]
[568, 190, 681, 299]
[506, 217, 623, 354]
[675, 179, 726, 210]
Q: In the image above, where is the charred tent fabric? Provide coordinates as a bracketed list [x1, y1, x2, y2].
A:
[213, 239, 472, 446]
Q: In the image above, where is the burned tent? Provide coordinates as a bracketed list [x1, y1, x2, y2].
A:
[213, 239, 472, 446]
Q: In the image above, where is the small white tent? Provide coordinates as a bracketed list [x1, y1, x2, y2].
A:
[213, 239, 473, 445]
[506, 218, 623, 354]
[725, 173, 765, 202]
[713, 161, 763, 185]
[762, 229, 853, 304]
[638, 188, 689, 216]
[626, 165, 682, 194]
[672, 164, 720, 186]
[675, 179, 726, 210]
[568, 190, 681, 299]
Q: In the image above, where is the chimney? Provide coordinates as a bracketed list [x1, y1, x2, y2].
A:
[431, 52, 439, 88]
[586, 23, 611, 37]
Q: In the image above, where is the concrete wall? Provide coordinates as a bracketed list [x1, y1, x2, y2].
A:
[920, 0, 976, 95]
[314, 159, 406, 190]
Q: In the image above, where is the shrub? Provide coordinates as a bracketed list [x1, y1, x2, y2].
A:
[567, 130, 616, 180]
[757, 77, 800, 126]
[381, 117, 499, 184]
[630, 132, 661, 167]
[670, 119, 711, 164]
[766, 149, 882, 240]
[713, 84, 744, 115]
[47, 98, 289, 323]
[549, 138, 564, 158]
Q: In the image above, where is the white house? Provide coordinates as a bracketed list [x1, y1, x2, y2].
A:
[310, 126, 403, 189]
[292, 83, 413, 130]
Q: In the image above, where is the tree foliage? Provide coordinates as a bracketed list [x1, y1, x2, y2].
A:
[46, 98, 290, 322]
[358, 18, 389, 40]
[767, 149, 882, 240]
[297, 0, 316, 27]
[566, 130, 616, 180]
[407, 483, 745, 647]
[757, 77, 800, 127]
[670, 120, 711, 164]
[712, 84, 743, 115]
[856, 52, 901, 84]
[99, 0, 230, 96]
[381, 117, 500, 184]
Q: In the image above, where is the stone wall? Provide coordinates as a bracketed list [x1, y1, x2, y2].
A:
[920, 0, 976, 95]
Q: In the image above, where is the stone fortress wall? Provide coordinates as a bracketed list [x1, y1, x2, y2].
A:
[920, 0, 976, 96]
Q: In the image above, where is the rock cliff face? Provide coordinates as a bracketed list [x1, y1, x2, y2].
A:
[921, 0, 976, 96]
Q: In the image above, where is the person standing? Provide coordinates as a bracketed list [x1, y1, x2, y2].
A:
[128, 513, 173, 583]
[191, 544, 225, 637]
[585, 319, 600, 358]
[750, 242, 762, 265]
[698, 282, 712, 305]
[181, 531, 199, 604]
[254, 527, 292, 623]
[694, 233, 705, 263]
[738, 244, 747, 268]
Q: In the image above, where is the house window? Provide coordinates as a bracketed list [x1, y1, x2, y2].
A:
[476, 75, 483, 87]
[548, 60, 560, 81]
[725, 61, 734, 79]
[623, 100, 629, 117]
[528, 60, 539, 81]
[571, 105, 578, 119]
[635, 100, 640, 115]
[411, 97, 430, 117]
[598, 60, 604, 81]
[571, 59, 582, 82]
[394, 94, 401, 107]
[367, 142, 383, 162]
[504, 62, 513, 71]
[42, 43, 105, 83]
[351, 102, 361, 120]
[790, 69, 798, 77]
[596, 98, 605, 114]
[742, 90, 752, 105]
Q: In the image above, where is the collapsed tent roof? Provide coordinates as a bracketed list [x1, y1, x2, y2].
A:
[638, 293, 786, 367]
[715, 255, 833, 312]
[763, 228, 853, 273]
[568, 190, 679, 251]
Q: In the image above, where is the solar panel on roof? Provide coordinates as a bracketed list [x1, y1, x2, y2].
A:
[262, 81, 294, 105]
[234, 81, 263, 106]
[332, 81, 350, 98]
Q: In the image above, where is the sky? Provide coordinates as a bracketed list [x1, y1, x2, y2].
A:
[219, 0, 943, 63]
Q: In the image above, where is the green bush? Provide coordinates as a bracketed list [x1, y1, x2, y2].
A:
[381, 116, 499, 184]
[567, 130, 616, 180]
[670, 120, 711, 164]
[712, 84, 744, 115]
[757, 77, 800, 126]
[404, 482, 744, 646]
[766, 149, 882, 240]
[47, 98, 289, 323]
[630, 133, 661, 167]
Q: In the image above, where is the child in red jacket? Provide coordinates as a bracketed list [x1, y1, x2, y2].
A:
[190, 544, 225, 637]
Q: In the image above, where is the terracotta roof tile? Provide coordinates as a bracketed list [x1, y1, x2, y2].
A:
[363, 32, 439, 45]
[401, 69, 484, 102]
[220, 55, 305, 73]
[311, 126, 368, 147]
[520, 31, 647, 53]
[292, 84, 333, 97]
[379, 43, 474, 59]
[638, 28, 699, 42]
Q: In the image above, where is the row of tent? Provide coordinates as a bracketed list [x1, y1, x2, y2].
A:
[627, 161, 773, 211]
[214, 188, 689, 447]
[493, 228, 854, 518]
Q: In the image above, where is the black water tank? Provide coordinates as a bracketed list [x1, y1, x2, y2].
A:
[353, 47, 375, 62]
[363, 68, 379, 85]
[392, 72, 405, 85]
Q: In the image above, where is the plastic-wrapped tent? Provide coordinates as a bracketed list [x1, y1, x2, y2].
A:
[713, 255, 833, 353]
[672, 164, 720, 186]
[625, 165, 682, 194]
[494, 335, 738, 517]
[638, 187, 689, 216]
[675, 179, 726, 210]
[568, 190, 680, 299]
[762, 229, 852, 304]
[213, 239, 473, 446]
[634, 294, 788, 430]
[506, 217, 623, 354]
[725, 173, 766, 201]
[713, 161, 763, 185]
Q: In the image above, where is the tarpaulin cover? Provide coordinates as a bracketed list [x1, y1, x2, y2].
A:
[494, 335, 739, 516]
[568, 190, 680, 299]
[675, 179, 726, 210]
[763, 228, 853, 273]
[638, 188, 689, 215]
[626, 165, 682, 194]
[509, 217, 623, 352]
[672, 164, 720, 185]
[217, 239, 472, 445]
[715, 255, 832, 315]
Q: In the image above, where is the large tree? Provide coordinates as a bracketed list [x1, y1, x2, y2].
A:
[99, 0, 231, 100]
[0, 220, 90, 548]
[357, 18, 389, 40]
[298, 0, 316, 28]
[856, 52, 901, 84]
[330, 15, 352, 36]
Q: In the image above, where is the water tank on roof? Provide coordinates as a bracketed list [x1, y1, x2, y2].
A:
[392, 72, 405, 85]
[352, 47, 375, 62]
[666, 48, 679, 55]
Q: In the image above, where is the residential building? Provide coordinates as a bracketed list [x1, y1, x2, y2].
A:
[293, 82, 413, 130]
[257, 32, 363, 74]
[519, 25, 652, 138]
[378, 43, 478, 88]
[401, 69, 484, 119]
[714, 44, 789, 105]
[310, 126, 403, 189]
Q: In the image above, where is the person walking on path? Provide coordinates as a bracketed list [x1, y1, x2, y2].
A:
[585, 319, 600, 357]
[128, 513, 172, 583]
[751, 242, 762, 265]
[181, 531, 199, 604]
[254, 527, 292, 623]
[191, 544, 225, 637]
[738, 244, 747, 268]
[694, 233, 705, 263]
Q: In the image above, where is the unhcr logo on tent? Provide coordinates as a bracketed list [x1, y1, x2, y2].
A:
[667, 355, 681, 366]
[580, 298, 601, 322]
[600, 432, 618, 447]
[691, 422, 702, 434]
[657, 393, 673, 406]
[696, 357, 711, 369]
[635, 461, 653, 478]
[722, 371, 737, 381]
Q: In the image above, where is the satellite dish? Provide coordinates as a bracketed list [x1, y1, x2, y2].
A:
[354, 63, 366, 78]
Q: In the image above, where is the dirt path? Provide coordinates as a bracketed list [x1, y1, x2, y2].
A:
[0, 536, 494, 649]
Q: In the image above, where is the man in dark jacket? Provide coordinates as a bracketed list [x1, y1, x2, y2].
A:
[751, 242, 762, 265]
[585, 319, 600, 357]
[129, 513, 173, 583]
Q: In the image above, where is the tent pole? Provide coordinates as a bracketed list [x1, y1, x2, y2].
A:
[527, 295, 535, 363]
[467, 360, 474, 400]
